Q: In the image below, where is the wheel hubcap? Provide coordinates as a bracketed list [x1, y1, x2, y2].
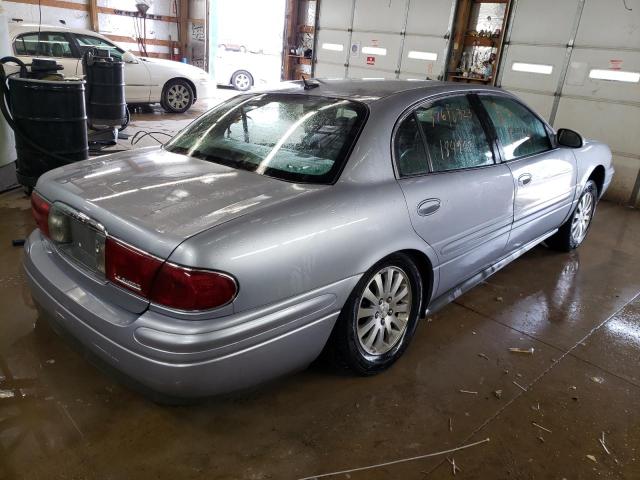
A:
[356, 266, 412, 356]
[235, 74, 250, 89]
[167, 84, 190, 110]
[571, 191, 594, 244]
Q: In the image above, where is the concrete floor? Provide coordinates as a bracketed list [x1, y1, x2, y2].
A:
[1, 98, 639, 479]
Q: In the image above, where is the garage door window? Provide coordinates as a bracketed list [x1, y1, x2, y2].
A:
[480, 96, 551, 161]
[415, 96, 494, 173]
[14, 32, 74, 58]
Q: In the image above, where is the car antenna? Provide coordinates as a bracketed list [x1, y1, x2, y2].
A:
[301, 75, 319, 90]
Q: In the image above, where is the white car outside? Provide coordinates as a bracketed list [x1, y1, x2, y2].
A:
[8, 23, 212, 113]
[214, 50, 282, 91]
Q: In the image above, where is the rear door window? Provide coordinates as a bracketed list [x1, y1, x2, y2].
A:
[14, 32, 75, 58]
[479, 95, 551, 160]
[414, 95, 494, 173]
[395, 114, 429, 176]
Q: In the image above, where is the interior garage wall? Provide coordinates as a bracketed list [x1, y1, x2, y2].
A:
[314, 0, 457, 81]
[494, 0, 639, 206]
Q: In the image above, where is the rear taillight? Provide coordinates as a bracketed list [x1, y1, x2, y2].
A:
[150, 263, 237, 310]
[31, 192, 51, 237]
[105, 238, 163, 297]
[105, 237, 237, 310]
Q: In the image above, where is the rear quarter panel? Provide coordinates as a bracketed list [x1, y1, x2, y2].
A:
[573, 140, 613, 197]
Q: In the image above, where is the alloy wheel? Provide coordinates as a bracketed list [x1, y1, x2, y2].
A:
[234, 73, 251, 90]
[166, 84, 191, 111]
[571, 191, 594, 245]
[356, 266, 412, 355]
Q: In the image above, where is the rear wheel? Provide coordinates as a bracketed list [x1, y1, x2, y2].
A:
[325, 254, 423, 375]
[231, 70, 253, 91]
[161, 79, 194, 113]
[547, 180, 597, 251]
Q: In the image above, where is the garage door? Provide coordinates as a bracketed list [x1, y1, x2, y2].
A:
[314, 0, 457, 81]
[497, 0, 640, 206]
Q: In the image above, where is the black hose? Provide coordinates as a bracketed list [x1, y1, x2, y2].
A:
[0, 57, 78, 164]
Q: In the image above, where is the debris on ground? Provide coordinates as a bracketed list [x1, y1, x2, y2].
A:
[586, 454, 597, 463]
[45, 359, 55, 364]
[493, 389, 503, 399]
[495, 296, 504, 302]
[531, 402, 541, 412]
[459, 389, 478, 395]
[503, 369, 509, 375]
[449, 417, 453, 432]
[478, 353, 489, 360]
[569, 385, 577, 390]
[446, 457, 461, 475]
[509, 347, 535, 355]
[532, 422, 552, 434]
[599, 432, 611, 455]
[590, 376, 605, 384]
[513, 381, 527, 391]
[537, 436, 545, 443]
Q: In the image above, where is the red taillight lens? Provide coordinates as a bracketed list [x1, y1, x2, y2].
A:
[105, 237, 163, 297]
[31, 192, 51, 237]
[150, 263, 237, 311]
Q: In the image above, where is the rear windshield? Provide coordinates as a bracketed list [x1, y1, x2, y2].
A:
[165, 93, 367, 183]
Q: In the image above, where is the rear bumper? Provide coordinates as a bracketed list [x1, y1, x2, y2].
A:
[24, 230, 352, 398]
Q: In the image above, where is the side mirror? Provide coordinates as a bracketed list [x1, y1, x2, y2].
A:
[557, 128, 583, 148]
[122, 52, 138, 64]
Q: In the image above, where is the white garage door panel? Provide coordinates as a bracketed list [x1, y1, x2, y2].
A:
[348, 67, 394, 79]
[315, 29, 350, 66]
[554, 98, 640, 156]
[349, 32, 402, 73]
[405, 0, 455, 36]
[506, 90, 555, 121]
[561, 49, 640, 103]
[399, 35, 447, 77]
[317, 0, 354, 30]
[575, 0, 640, 48]
[499, 45, 566, 93]
[353, 0, 408, 32]
[606, 155, 640, 205]
[314, 63, 347, 79]
[508, 0, 580, 45]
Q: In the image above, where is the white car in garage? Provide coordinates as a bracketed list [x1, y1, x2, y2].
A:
[8, 23, 211, 113]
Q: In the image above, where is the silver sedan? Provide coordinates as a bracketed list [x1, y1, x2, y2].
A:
[24, 80, 614, 398]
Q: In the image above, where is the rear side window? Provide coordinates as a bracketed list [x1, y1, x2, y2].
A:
[479, 96, 551, 160]
[414, 96, 494, 173]
[14, 32, 74, 58]
[395, 115, 429, 176]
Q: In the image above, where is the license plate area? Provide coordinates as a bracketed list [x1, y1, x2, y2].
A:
[49, 203, 106, 276]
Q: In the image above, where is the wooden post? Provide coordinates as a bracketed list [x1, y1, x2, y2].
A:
[178, 0, 189, 60]
[88, 0, 99, 32]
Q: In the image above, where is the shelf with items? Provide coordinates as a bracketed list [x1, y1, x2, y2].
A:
[446, 0, 512, 85]
[283, 0, 317, 80]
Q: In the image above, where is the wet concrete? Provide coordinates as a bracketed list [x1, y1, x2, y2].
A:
[1, 101, 639, 479]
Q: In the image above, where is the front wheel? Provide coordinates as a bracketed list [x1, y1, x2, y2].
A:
[547, 180, 598, 251]
[231, 70, 253, 91]
[161, 79, 194, 113]
[324, 254, 423, 375]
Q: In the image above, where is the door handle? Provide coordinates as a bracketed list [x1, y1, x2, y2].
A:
[417, 198, 441, 216]
[518, 173, 532, 186]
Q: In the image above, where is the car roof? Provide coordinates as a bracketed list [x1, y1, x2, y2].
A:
[258, 79, 505, 104]
[8, 22, 105, 38]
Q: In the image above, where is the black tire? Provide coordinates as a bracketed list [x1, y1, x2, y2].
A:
[324, 253, 423, 375]
[231, 70, 253, 91]
[546, 180, 598, 252]
[160, 79, 195, 113]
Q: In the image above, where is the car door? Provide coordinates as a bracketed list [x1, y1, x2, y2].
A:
[477, 94, 577, 250]
[72, 34, 152, 103]
[395, 94, 515, 298]
[13, 31, 81, 76]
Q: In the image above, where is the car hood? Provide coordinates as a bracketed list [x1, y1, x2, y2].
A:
[37, 147, 321, 258]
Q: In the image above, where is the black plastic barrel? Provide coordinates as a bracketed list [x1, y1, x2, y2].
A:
[9, 77, 88, 188]
[84, 48, 126, 128]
